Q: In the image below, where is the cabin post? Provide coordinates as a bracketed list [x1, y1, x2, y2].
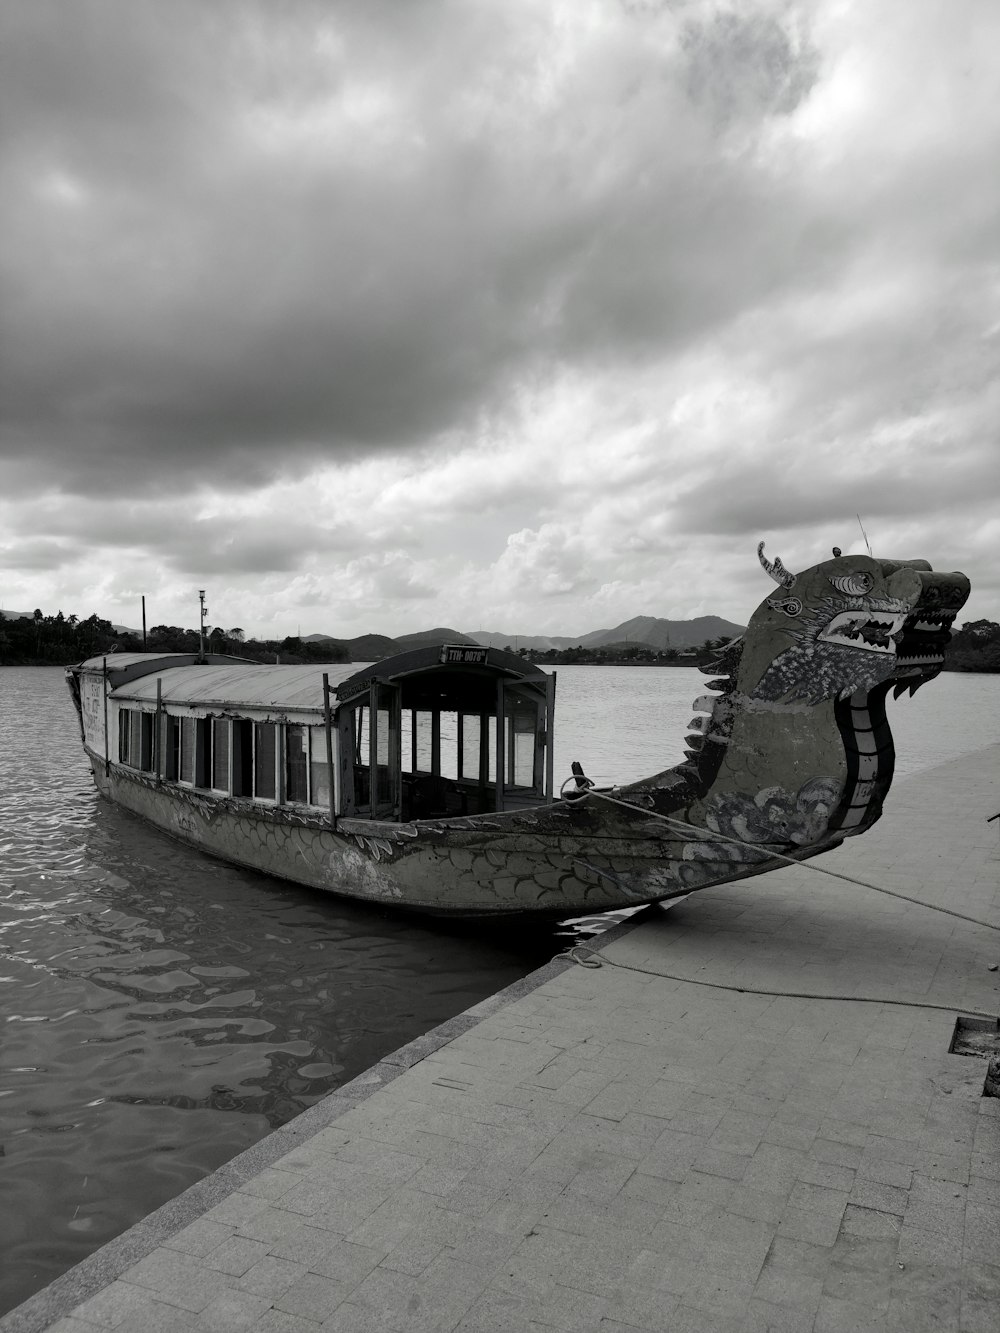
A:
[102, 657, 110, 777]
[276, 724, 286, 805]
[495, 679, 505, 812]
[431, 709, 441, 778]
[154, 677, 163, 785]
[368, 683, 378, 819]
[478, 713, 489, 795]
[322, 673, 337, 831]
[545, 671, 556, 800]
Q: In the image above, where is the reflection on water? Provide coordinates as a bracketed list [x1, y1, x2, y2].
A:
[1, 664, 995, 1314]
[0, 669, 565, 1315]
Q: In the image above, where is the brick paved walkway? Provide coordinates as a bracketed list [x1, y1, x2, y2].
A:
[4, 745, 998, 1333]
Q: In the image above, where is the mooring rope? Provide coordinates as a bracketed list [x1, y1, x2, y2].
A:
[563, 778, 1000, 934]
[556, 943, 999, 1020]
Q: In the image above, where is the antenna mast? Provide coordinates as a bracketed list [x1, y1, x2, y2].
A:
[856, 514, 873, 558]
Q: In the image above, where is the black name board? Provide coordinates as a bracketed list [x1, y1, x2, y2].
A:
[439, 645, 489, 665]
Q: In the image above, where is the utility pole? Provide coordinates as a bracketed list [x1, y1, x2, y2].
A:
[198, 590, 207, 661]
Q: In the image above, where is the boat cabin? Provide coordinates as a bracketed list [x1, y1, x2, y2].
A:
[334, 644, 555, 820]
[70, 645, 556, 823]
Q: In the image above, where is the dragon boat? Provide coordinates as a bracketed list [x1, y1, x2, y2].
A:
[66, 544, 970, 917]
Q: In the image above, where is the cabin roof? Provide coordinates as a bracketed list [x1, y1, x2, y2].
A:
[76, 651, 199, 673]
[109, 662, 359, 710]
[72, 651, 252, 688]
[335, 643, 546, 701]
[93, 644, 546, 713]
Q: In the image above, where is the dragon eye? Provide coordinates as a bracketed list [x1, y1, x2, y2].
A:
[767, 596, 802, 617]
[829, 572, 874, 595]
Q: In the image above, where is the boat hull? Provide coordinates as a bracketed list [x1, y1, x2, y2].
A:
[86, 751, 691, 916]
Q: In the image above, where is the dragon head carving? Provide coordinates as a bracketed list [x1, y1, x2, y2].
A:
[740, 544, 970, 705]
[652, 543, 972, 895]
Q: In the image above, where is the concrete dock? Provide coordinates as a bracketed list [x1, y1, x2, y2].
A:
[3, 744, 998, 1333]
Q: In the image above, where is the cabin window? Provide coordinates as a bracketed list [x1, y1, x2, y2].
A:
[163, 716, 181, 781]
[286, 724, 309, 804]
[195, 717, 213, 788]
[459, 713, 480, 782]
[180, 717, 197, 783]
[212, 718, 230, 791]
[412, 710, 434, 773]
[118, 709, 132, 764]
[309, 726, 331, 809]
[232, 720, 253, 797]
[118, 709, 154, 772]
[254, 722, 277, 799]
[508, 702, 537, 789]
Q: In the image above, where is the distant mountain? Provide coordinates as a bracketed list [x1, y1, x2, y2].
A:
[393, 628, 478, 650]
[304, 628, 479, 661]
[4, 607, 743, 660]
[468, 615, 744, 653]
[304, 632, 399, 660]
[581, 615, 744, 651]
[467, 632, 579, 651]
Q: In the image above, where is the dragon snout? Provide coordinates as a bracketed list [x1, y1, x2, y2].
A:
[882, 565, 924, 609]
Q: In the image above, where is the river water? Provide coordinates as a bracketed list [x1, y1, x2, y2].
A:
[0, 664, 995, 1314]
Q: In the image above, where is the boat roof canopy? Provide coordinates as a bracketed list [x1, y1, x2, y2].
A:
[336, 643, 548, 710]
[73, 651, 254, 688]
[102, 644, 547, 716]
[109, 662, 357, 711]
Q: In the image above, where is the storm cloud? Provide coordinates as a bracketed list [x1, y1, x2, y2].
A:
[1, 0, 997, 635]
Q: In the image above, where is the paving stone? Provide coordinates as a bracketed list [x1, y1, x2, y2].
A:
[813, 1295, 888, 1332]
[240, 1170, 303, 1202]
[122, 1249, 238, 1313]
[691, 1145, 750, 1181]
[798, 1158, 857, 1192]
[849, 1178, 909, 1216]
[787, 1181, 851, 1220]
[840, 1206, 902, 1241]
[194, 1288, 274, 1331]
[248, 1311, 316, 1333]
[71, 1282, 156, 1328]
[822, 1259, 892, 1305]
[962, 1201, 1000, 1266]
[959, 1260, 1000, 1333]
[164, 1218, 235, 1257]
[204, 1237, 272, 1276]
[764, 1236, 833, 1279]
[811, 1138, 865, 1170]
[742, 1143, 810, 1196]
[320, 1299, 407, 1333]
[724, 1185, 788, 1225]
[752, 1265, 825, 1313]
[272, 1271, 347, 1322]
[658, 1304, 743, 1333]
[898, 1224, 964, 1268]
[110, 1298, 201, 1333]
[237, 1256, 309, 1300]
[857, 1156, 914, 1190]
[886, 1287, 961, 1333]
[773, 1198, 844, 1245]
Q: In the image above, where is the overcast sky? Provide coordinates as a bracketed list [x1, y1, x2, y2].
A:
[2, 0, 997, 640]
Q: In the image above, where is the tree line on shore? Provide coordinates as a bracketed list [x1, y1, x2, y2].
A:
[2, 608, 998, 671]
[0, 611, 348, 666]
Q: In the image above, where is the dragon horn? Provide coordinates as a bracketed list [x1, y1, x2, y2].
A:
[757, 541, 796, 588]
